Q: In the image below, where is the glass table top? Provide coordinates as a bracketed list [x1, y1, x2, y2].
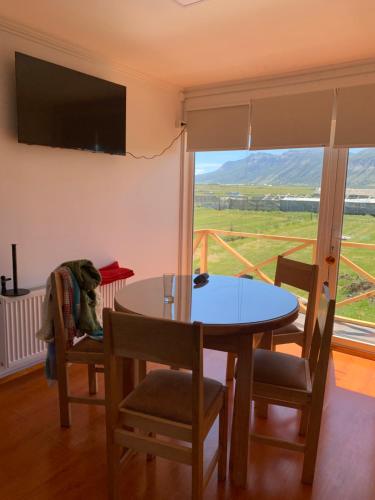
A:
[114, 275, 299, 328]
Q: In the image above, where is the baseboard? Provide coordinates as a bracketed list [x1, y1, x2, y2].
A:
[332, 342, 375, 361]
[0, 362, 44, 384]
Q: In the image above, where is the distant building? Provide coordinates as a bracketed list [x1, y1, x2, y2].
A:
[315, 187, 375, 198]
[195, 193, 375, 215]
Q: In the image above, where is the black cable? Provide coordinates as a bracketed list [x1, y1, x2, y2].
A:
[126, 126, 186, 160]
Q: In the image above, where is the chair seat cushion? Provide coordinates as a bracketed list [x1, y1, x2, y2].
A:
[123, 369, 223, 424]
[272, 323, 303, 336]
[69, 336, 104, 353]
[253, 348, 308, 390]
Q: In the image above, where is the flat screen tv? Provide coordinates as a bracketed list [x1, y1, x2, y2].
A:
[15, 52, 126, 155]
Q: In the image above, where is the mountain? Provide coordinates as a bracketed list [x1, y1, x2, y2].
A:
[196, 149, 375, 187]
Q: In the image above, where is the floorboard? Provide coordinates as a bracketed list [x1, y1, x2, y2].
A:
[0, 346, 374, 500]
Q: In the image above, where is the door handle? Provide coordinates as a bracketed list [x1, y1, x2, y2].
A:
[325, 256, 336, 264]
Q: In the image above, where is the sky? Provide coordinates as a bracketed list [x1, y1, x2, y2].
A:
[195, 149, 290, 175]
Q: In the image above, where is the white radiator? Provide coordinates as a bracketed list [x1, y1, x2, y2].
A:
[0, 289, 46, 374]
[100, 279, 128, 309]
[0, 279, 127, 377]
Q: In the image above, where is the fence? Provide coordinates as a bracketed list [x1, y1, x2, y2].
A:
[193, 228, 375, 329]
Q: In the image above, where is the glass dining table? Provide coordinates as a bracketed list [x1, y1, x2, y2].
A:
[114, 274, 299, 487]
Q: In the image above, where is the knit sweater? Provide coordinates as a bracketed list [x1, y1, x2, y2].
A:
[61, 259, 102, 334]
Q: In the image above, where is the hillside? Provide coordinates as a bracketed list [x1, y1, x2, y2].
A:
[196, 149, 375, 187]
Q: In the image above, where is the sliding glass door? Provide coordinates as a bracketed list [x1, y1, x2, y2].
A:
[330, 148, 375, 355]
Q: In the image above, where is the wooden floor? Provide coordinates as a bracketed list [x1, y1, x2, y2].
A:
[0, 346, 374, 500]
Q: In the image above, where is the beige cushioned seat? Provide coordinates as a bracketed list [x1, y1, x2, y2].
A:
[69, 336, 104, 353]
[123, 369, 223, 424]
[272, 323, 302, 336]
[253, 348, 308, 390]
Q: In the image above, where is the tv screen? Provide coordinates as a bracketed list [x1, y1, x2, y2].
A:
[15, 52, 126, 155]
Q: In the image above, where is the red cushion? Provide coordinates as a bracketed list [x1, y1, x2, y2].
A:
[99, 261, 120, 271]
[99, 261, 134, 285]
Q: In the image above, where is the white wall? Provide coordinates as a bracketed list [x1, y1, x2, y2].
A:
[0, 29, 182, 288]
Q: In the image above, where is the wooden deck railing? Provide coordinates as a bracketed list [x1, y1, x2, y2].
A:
[193, 228, 375, 329]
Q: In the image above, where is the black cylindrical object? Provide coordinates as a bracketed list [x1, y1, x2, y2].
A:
[12, 243, 18, 294]
[2, 244, 29, 297]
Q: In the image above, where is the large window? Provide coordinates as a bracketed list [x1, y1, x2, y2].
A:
[193, 148, 324, 287]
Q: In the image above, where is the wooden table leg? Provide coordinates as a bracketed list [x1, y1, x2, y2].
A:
[254, 331, 273, 418]
[135, 359, 147, 385]
[257, 330, 273, 350]
[122, 357, 135, 398]
[229, 335, 253, 488]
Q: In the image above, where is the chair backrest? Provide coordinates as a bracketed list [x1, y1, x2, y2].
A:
[308, 283, 336, 381]
[51, 271, 68, 352]
[103, 309, 203, 371]
[274, 256, 319, 350]
[103, 308, 204, 429]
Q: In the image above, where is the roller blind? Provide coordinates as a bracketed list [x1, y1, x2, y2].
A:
[250, 90, 334, 149]
[334, 84, 375, 147]
[186, 104, 250, 152]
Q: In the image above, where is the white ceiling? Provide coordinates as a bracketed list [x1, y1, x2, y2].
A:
[1, 0, 375, 88]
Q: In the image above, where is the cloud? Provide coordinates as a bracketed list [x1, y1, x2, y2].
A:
[195, 162, 221, 175]
[197, 163, 222, 168]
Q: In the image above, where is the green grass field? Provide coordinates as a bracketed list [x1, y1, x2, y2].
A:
[195, 184, 317, 197]
[193, 204, 375, 323]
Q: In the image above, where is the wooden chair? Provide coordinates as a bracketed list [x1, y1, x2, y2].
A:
[247, 284, 335, 484]
[226, 256, 319, 382]
[103, 309, 228, 500]
[272, 256, 319, 353]
[51, 271, 105, 427]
